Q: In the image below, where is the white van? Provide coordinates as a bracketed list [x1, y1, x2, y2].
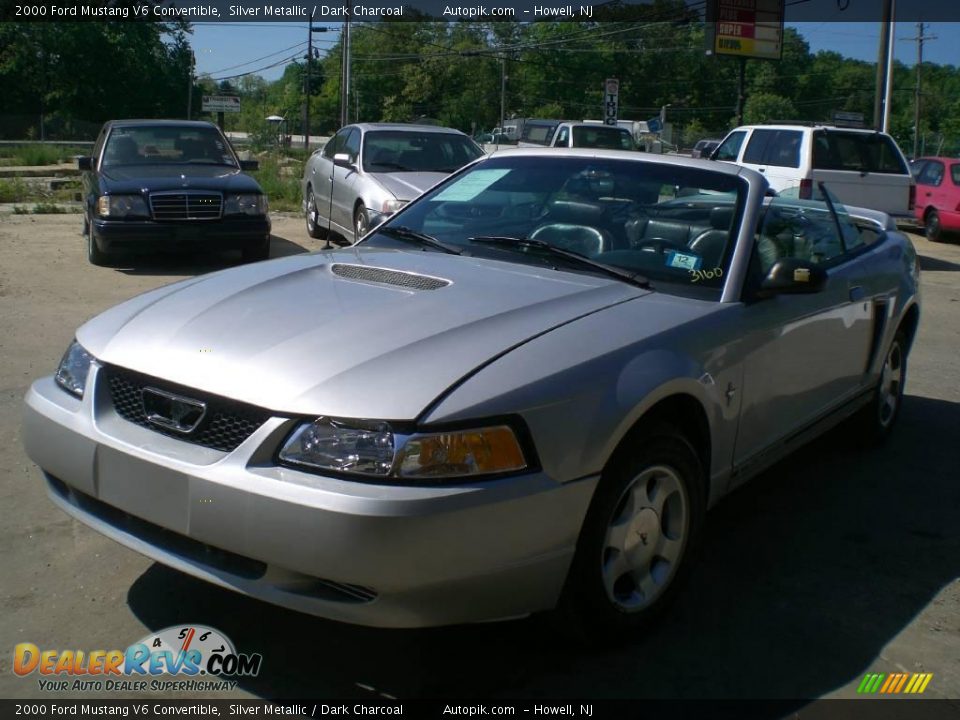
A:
[712, 124, 916, 220]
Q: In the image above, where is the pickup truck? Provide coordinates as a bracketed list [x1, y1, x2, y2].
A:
[519, 122, 635, 150]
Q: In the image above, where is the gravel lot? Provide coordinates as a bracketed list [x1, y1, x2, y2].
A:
[1, 212, 958, 704]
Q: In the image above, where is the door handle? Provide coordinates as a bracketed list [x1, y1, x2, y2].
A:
[925, 192, 932, 197]
[849, 285, 865, 302]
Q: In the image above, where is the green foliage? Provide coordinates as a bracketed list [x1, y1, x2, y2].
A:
[0, 177, 30, 203]
[743, 93, 798, 124]
[0, 21, 193, 139]
[249, 155, 304, 212]
[1, 144, 81, 166]
[30, 202, 77, 214]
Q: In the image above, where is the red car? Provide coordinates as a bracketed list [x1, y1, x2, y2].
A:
[913, 156, 960, 241]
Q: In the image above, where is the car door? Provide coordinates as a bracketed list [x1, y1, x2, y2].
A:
[310, 129, 346, 226]
[739, 128, 804, 193]
[915, 159, 946, 216]
[330, 127, 361, 233]
[732, 189, 877, 468]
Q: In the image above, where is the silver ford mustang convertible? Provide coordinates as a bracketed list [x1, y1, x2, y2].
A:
[23, 149, 920, 637]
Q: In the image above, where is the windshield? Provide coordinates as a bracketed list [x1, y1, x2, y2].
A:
[572, 126, 634, 150]
[364, 156, 746, 293]
[102, 126, 238, 168]
[362, 130, 483, 173]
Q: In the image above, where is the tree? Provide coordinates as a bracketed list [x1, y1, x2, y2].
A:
[743, 93, 797, 124]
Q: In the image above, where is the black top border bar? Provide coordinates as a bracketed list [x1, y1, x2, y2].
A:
[4, 0, 960, 23]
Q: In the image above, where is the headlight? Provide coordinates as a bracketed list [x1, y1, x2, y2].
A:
[381, 198, 407, 214]
[278, 418, 528, 480]
[224, 194, 268, 216]
[279, 418, 395, 476]
[55, 341, 95, 398]
[96, 195, 149, 218]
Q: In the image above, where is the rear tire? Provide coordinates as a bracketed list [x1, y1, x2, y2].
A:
[925, 209, 942, 242]
[556, 423, 705, 644]
[854, 328, 908, 445]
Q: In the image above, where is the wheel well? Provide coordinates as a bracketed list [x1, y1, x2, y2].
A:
[923, 206, 936, 220]
[610, 394, 712, 498]
[899, 303, 921, 354]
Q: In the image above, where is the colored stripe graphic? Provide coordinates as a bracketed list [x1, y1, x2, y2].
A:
[857, 672, 933, 695]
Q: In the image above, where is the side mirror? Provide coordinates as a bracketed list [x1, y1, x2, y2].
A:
[333, 153, 356, 170]
[759, 258, 827, 296]
[77, 156, 93, 171]
[239, 159, 259, 171]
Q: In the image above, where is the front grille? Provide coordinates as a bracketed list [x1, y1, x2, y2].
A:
[150, 192, 222, 221]
[331, 263, 450, 290]
[105, 366, 270, 452]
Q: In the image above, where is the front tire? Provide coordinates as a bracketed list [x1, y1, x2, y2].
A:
[85, 213, 109, 266]
[354, 203, 369, 243]
[557, 424, 705, 642]
[925, 209, 942, 242]
[305, 187, 326, 239]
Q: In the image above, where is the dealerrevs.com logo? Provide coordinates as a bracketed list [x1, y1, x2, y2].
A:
[14, 625, 262, 693]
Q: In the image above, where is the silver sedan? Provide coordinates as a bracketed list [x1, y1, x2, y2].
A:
[23, 149, 919, 638]
[302, 123, 483, 243]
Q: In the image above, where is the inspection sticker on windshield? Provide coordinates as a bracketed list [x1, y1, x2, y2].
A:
[433, 169, 510, 202]
[666, 251, 701, 271]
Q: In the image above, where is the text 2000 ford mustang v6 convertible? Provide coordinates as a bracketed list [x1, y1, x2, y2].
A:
[23, 150, 919, 638]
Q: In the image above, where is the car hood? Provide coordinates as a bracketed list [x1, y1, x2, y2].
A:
[77, 248, 648, 420]
[367, 171, 449, 201]
[98, 164, 262, 194]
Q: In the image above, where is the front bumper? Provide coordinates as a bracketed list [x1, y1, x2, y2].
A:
[22, 368, 596, 628]
[91, 216, 271, 253]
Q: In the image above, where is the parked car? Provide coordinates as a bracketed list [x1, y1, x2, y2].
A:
[691, 138, 721, 159]
[910, 156, 960, 241]
[78, 120, 270, 266]
[549, 123, 635, 150]
[24, 149, 919, 638]
[711, 123, 916, 221]
[302, 123, 483, 243]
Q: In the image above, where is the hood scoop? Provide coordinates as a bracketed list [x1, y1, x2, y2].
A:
[330, 263, 450, 291]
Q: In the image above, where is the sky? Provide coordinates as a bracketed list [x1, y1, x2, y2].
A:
[189, 22, 960, 84]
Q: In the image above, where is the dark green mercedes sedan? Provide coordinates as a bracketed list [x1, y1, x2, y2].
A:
[78, 119, 271, 266]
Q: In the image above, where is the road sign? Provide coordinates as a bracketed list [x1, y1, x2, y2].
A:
[604, 78, 619, 126]
[832, 110, 866, 128]
[646, 116, 662, 134]
[202, 95, 241, 113]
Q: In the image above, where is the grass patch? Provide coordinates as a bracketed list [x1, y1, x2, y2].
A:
[32, 202, 78, 214]
[12, 205, 30, 214]
[251, 154, 303, 212]
[0, 177, 31, 203]
[0, 144, 86, 166]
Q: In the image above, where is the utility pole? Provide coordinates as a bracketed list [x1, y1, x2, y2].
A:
[735, 57, 747, 126]
[186, 49, 195, 120]
[873, 0, 893, 129]
[499, 55, 507, 134]
[906, 22, 936, 159]
[304, 16, 328, 151]
[339, 6, 351, 128]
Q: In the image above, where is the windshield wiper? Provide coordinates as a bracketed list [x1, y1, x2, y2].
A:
[376, 226, 462, 255]
[467, 236, 650, 288]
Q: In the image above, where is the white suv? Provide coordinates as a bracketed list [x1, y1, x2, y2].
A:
[712, 124, 916, 221]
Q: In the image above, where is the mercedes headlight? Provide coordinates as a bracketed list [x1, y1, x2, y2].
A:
[55, 341, 95, 398]
[225, 194, 268, 216]
[96, 195, 149, 218]
[278, 418, 528, 481]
